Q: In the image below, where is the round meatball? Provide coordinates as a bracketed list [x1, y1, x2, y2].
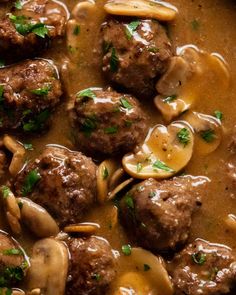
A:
[120, 176, 207, 252]
[70, 88, 148, 156]
[171, 239, 236, 295]
[0, 0, 67, 59]
[0, 59, 62, 132]
[0, 231, 28, 287]
[66, 236, 117, 295]
[101, 18, 173, 98]
[14, 146, 97, 226]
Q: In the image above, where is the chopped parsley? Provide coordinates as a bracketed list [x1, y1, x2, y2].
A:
[110, 47, 119, 72]
[144, 264, 151, 271]
[124, 120, 132, 127]
[102, 166, 109, 180]
[200, 129, 216, 143]
[104, 126, 118, 134]
[91, 273, 101, 281]
[80, 116, 97, 137]
[136, 163, 143, 173]
[120, 97, 133, 110]
[192, 252, 206, 265]
[3, 248, 23, 256]
[0, 85, 4, 102]
[163, 94, 177, 103]
[14, 0, 22, 10]
[121, 244, 132, 256]
[1, 186, 11, 199]
[125, 20, 140, 40]
[73, 25, 80, 36]
[77, 88, 96, 100]
[148, 46, 159, 53]
[191, 19, 200, 31]
[9, 15, 48, 38]
[23, 143, 33, 150]
[31, 85, 51, 96]
[124, 193, 134, 210]
[23, 109, 50, 132]
[0, 266, 25, 287]
[149, 191, 157, 198]
[22, 169, 41, 196]
[152, 160, 174, 173]
[177, 128, 190, 146]
[102, 41, 112, 54]
[214, 110, 223, 121]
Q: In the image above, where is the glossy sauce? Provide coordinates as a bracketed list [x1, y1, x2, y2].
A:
[0, 0, 236, 293]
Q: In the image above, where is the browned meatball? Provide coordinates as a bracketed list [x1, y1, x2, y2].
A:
[14, 146, 97, 226]
[120, 176, 207, 252]
[66, 236, 117, 295]
[171, 239, 236, 295]
[101, 18, 173, 98]
[0, 59, 62, 132]
[0, 0, 68, 59]
[0, 231, 28, 287]
[70, 88, 148, 156]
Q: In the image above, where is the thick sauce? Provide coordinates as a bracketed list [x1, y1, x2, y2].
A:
[0, 0, 236, 294]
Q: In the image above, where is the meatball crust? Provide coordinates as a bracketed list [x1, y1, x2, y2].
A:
[101, 18, 173, 98]
[66, 236, 117, 295]
[0, 0, 67, 59]
[171, 239, 236, 295]
[14, 146, 97, 226]
[70, 88, 148, 156]
[120, 176, 207, 252]
[0, 231, 28, 287]
[0, 59, 62, 132]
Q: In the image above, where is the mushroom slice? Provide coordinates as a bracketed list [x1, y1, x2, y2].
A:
[225, 214, 236, 232]
[18, 197, 59, 238]
[122, 121, 194, 179]
[97, 159, 119, 203]
[64, 222, 99, 235]
[3, 135, 25, 176]
[1, 186, 21, 235]
[72, 0, 95, 19]
[183, 111, 222, 155]
[26, 238, 69, 295]
[108, 178, 134, 201]
[104, 0, 177, 21]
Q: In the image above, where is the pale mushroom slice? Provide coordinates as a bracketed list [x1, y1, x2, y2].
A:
[155, 47, 230, 122]
[183, 111, 222, 155]
[225, 214, 236, 232]
[122, 121, 194, 179]
[113, 248, 173, 295]
[3, 135, 26, 176]
[18, 197, 59, 238]
[64, 222, 99, 235]
[104, 0, 178, 22]
[26, 238, 69, 295]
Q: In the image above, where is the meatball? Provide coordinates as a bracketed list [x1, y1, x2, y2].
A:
[0, 0, 67, 59]
[14, 146, 97, 226]
[101, 18, 173, 98]
[120, 176, 207, 252]
[0, 59, 62, 132]
[70, 88, 148, 156]
[66, 236, 117, 295]
[171, 239, 236, 295]
[0, 231, 28, 287]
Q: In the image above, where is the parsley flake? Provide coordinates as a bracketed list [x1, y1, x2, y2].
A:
[102, 166, 109, 180]
[120, 97, 133, 110]
[104, 126, 118, 134]
[136, 163, 143, 173]
[22, 169, 41, 196]
[152, 160, 174, 173]
[121, 244, 132, 256]
[214, 110, 223, 121]
[125, 20, 140, 40]
[200, 129, 216, 143]
[177, 128, 190, 146]
[14, 0, 22, 10]
[3, 248, 23, 256]
[144, 264, 151, 271]
[73, 25, 80, 36]
[1, 186, 11, 199]
[31, 85, 51, 96]
[163, 94, 177, 103]
[192, 252, 206, 265]
[77, 88, 96, 100]
[110, 47, 119, 72]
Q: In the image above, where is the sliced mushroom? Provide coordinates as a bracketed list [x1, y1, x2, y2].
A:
[104, 0, 177, 21]
[97, 159, 119, 203]
[3, 135, 25, 176]
[109, 167, 125, 191]
[26, 238, 69, 295]
[122, 121, 194, 179]
[108, 178, 134, 201]
[72, 0, 95, 19]
[113, 248, 173, 294]
[225, 214, 236, 232]
[64, 222, 99, 235]
[12, 290, 25, 295]
[18, 197, 59, 238]
[155, 47, 230, 122]
[1, 186, 22, 235]
[182, 111, 222, 155]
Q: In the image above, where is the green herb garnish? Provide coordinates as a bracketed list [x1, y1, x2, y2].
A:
[192, 252, 206, 265]
[124, 193, 134, 210]
[23, 109, 50, 132]
[125, 20, 140, 40]
[102, 166, 109, 180]
[31, 85, 51, 96]
[121, 244, 132, 256]
[14, 0, 22, 9]
[177, 128, 190, 146]
[191, 19, 200, 31]
[148, 46, 159, 53]
[3, 249, 23, 256]
[104, 126, 118, 134]
[163, 94, 177, 103]
[214, 110, 223, 121]
[200, 129, 216, 143]
[136, 163, 143, 173]
[91, 273, 101, 281]
[152, 160, 174, 173]
[110, 47, 119, 72]
[80, 117, 97, 137]
[1, 186, 11, 199]
[144, 264, 151, 271]
[73, 25, 80, 36]
[23, 143, 33, 150]
[77, 88, 96, 100]
[120, 97, 133, 110]
[0, 85, 4, 102]
[22, 169, 41, 196]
